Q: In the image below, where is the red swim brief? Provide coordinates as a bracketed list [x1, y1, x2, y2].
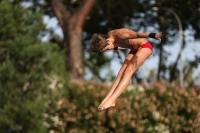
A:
[131, 41, 153, 54]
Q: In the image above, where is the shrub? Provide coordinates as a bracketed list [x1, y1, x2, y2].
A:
[46, 81, 200, 133]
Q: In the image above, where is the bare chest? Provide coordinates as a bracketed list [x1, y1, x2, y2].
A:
[114, 38, 146, 50]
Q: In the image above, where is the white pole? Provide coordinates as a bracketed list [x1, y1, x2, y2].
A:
[152, 7, 184, 88]
[167, 9, 184, 88]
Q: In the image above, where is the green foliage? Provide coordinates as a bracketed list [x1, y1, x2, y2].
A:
[46, 81, 200, 133]
[83, 52, 113, 81]
[0, 1, 67, 132]
[83, 0, 200, 83]
[1, 0, 200, 132]
[22, 0, 200, 83]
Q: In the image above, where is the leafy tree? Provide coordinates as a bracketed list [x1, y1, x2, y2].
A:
[12, 0, 96, 83]
[0, 1, 67, 132]
[144, 0, 200, 84]
[48, 0, 95, 83]
[83, 0, 200, 85]
[13, 0, 200, 85]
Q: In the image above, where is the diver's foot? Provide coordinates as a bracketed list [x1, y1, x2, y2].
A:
[98, 99, 116, 111]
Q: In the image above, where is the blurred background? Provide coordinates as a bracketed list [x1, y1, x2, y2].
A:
[1, 0, 200, 133]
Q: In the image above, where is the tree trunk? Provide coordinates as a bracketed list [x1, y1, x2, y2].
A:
[50, 0, 95, 83]
[169, 52, 180, 82]
[157, 43, 163, 81]
[67, 21, 84, 82]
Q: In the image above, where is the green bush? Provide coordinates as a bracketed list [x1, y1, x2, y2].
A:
[0, 1, 67, 132]
[46, 81, 200, 133]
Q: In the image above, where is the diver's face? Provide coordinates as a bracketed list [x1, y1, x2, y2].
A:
[102, 38, 115, 52]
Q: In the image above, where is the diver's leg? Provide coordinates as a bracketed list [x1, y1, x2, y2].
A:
[98, 48, 152, 110]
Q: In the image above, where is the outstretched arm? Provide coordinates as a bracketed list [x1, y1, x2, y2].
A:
[109, 28, 162, 41]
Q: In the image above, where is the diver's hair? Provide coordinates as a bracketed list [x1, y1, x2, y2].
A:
[90, 33, 109, 52]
